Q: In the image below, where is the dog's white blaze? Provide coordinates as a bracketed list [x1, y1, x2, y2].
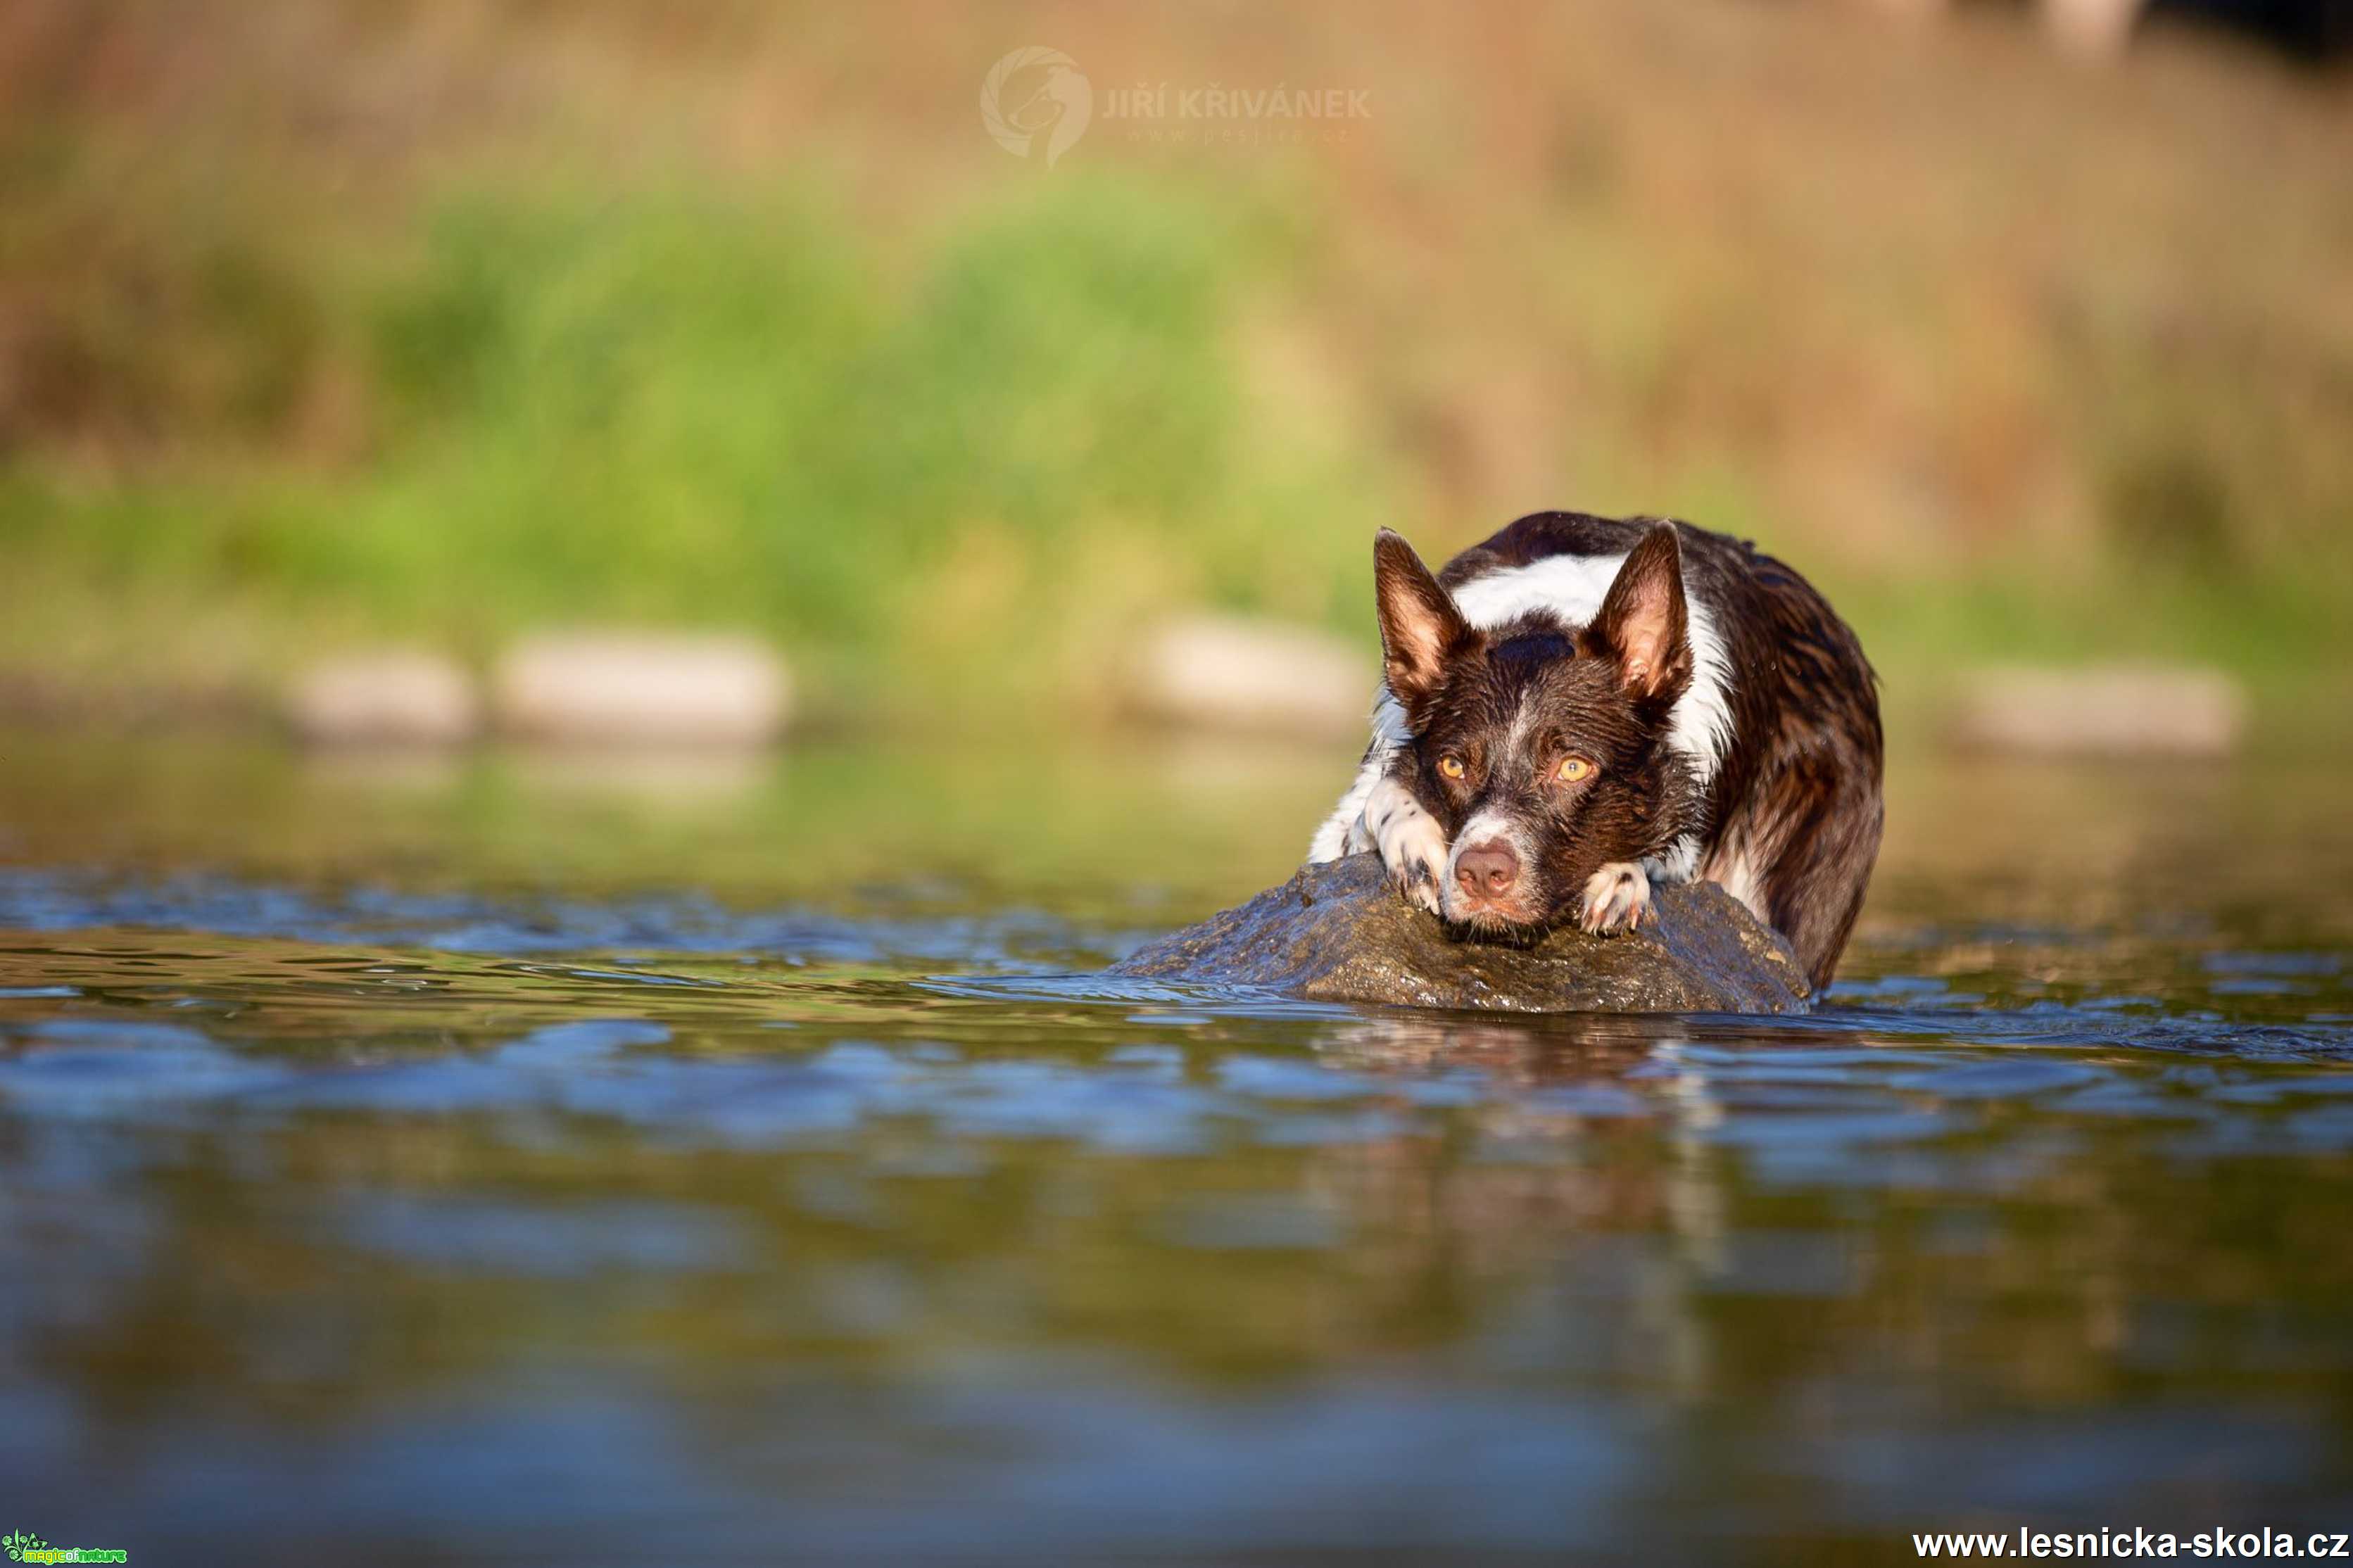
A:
[1451, 807, 1525, 858]
[1447, 551, 1735, 786]
[1501, 687, 1542, 759]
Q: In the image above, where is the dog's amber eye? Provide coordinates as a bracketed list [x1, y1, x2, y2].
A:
[1437, 754, 1465, 780]
[1554, 756, 1595, 784]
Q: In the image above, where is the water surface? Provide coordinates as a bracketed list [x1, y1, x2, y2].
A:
[2, 733, 2349, 1562]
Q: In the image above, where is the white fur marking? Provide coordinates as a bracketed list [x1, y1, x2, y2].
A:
[1713, 847, 1767, 923]
[1306, 791, 1363, 863]
[1645, 833, 1702, 887]
[1307, 693, 1416, 862]
[1502, 687, 1541, 759]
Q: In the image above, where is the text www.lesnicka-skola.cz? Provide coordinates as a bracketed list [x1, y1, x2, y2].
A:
[1914, 1529, 2350, 1559]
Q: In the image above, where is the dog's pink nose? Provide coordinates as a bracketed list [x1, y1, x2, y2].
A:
[1454, 840, 1520, 899]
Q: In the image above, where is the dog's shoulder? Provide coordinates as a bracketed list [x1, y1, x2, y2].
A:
[1437, 511, 1759, 630]
[1432, 513, 1645, 634]
[1438, 511, 1766, 604]
[1436, 511, 1649, 591]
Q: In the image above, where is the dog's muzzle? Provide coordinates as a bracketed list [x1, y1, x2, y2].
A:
[1446, 835, 1539, 925]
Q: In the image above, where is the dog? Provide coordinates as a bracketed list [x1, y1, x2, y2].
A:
[1307, 511, 1883, 990]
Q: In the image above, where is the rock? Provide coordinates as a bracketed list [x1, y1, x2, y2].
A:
[492, 633, 790, 747]
[1128, 615, 1367, 737]
[1949, 664, 2247, 758]
[284, 651, 479, 747]
[1111, 853, 1812, 1013]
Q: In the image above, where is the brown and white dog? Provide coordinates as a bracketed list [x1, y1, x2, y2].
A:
[1308, 512, 1884, 990]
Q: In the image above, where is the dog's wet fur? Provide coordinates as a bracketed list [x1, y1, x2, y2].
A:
[1308, 512, 1884, 990]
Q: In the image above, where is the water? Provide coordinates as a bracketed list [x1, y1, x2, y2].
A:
[2, 732, 2350, 1563]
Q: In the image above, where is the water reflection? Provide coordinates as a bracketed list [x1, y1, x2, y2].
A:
[0, 735, 2349, 1558]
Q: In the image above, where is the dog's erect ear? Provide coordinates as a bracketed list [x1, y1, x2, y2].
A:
[1373, 529, 1474, 709]
[1591, 523, 1692, 702]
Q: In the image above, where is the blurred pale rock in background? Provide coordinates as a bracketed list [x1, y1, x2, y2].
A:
[1950, 664, 2248, 757]
[2043, 0, 2146, 58]
[285, 651, 479, 747]
[1855, 0, 2146, 58]
[492, 633, 791, 747]
[1130, 616, 1369, 738]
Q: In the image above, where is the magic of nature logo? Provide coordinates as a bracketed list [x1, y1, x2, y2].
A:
[3, 1531, 127, 1564]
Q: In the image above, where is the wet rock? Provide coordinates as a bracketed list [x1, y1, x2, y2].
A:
[1128, 615, 1366, 737]
[1950, 664, 2247, 758]
[1112, 853, 1812, 1014]
[285, 651, 479, 747]
[492, 633, 790, 747]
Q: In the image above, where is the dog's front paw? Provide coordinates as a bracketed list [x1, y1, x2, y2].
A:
[1366, 778, 1447, 916]
[1577, 861, 1653, 936]
[1387, 842, 1446, 915]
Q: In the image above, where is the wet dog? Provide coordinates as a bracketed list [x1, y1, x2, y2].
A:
[1308, 512, 1883, 989]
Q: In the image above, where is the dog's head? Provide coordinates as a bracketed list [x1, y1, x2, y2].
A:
[1373, 524, 1701, 932]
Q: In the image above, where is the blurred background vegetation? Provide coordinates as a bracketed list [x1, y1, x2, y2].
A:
[2, 0, 2347, 734]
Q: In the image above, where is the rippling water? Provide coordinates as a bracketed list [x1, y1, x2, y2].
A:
[2, 733, 2349, 1562]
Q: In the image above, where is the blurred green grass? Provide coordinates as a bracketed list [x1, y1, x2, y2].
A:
[1, 1, 2348, 734]
[3, 170, 1385, 715]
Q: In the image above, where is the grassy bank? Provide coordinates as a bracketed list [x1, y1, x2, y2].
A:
[3, 173, 1387, 721]
[2, 1, 2348, 732]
